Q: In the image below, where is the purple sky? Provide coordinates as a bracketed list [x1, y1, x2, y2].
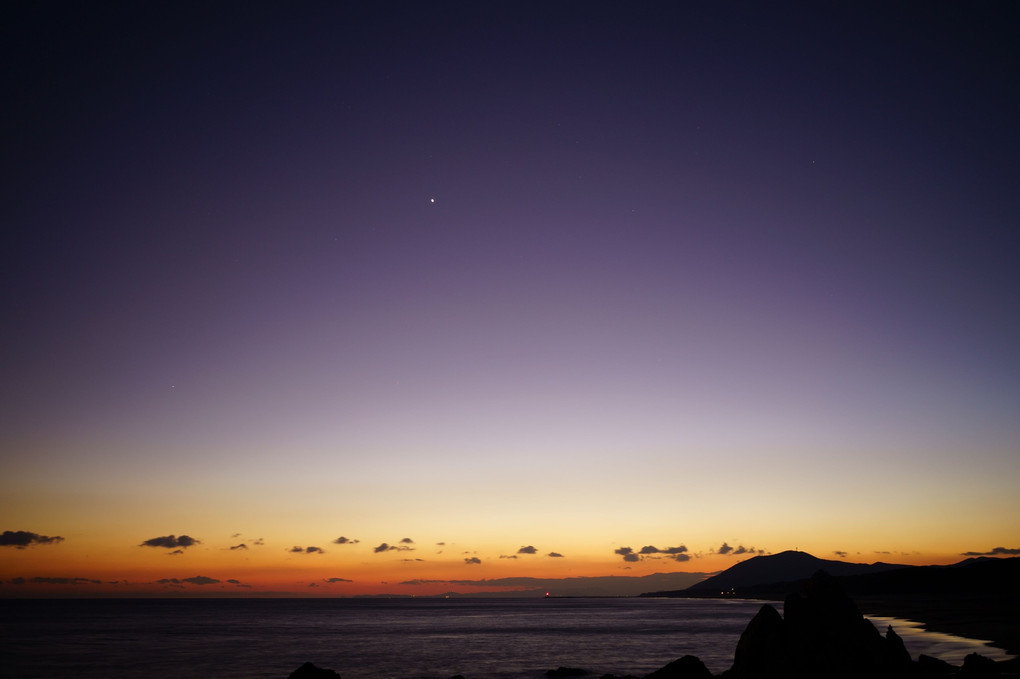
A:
[2, 2, 1018, 574]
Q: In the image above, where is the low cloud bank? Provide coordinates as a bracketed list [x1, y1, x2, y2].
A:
[0, 530, 64, 548]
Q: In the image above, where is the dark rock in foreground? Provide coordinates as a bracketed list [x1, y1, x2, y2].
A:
[724, 570, 911, 678]
[644, 655, 713, 679]
[288, 662, 342, 679]
[960, 652, 999, 677]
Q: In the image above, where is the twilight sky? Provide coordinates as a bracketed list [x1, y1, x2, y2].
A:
[2, 1, 1018, 596]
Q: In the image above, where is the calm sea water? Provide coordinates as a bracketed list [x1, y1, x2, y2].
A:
[0, 598, 1011, 679]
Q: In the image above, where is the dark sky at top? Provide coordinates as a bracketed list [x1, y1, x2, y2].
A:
[1, 2, 1018, 564]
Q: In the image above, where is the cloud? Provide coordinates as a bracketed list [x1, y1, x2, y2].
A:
[227, 579, 240, 584]
[156, 576, 220, 586]
[961, 547, 1020, 556]
[374, 542, 414, 553]
[156, 579, 186, 589]
[499, 554, 518, 559]
[253, 538, 265, 546]
[400, 537, 415, 544]
[617, 545, 687, 562]
[289, 546, 324, 554]
[547, 552, 564, 558]
[0, 530, 65, 548]
[229, 544, 248, 551]
[324, 577, 353, 583]
[464, 557, 482, 565]
[517, 545, 537, 555]
[716, 543, 763, 557]
[333, 536, 359, 545]
[639, 545, 688, 556]
[23, 576, 100, 585]
[833, 550, 848, 558]
[140, 535, 199, 550]
[398, 572, 709, 596]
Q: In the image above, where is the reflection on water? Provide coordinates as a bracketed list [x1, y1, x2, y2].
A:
[866, 616, 1015, 664]
[1, 598, 1013, 679]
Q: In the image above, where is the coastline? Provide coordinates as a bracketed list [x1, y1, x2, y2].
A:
[687, 593, 1019, 659]
[854, 594, 1020, 658]
[718, 593, 1020, 658]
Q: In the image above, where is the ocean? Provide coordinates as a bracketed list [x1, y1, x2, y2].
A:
[0, 598, 1011, 679]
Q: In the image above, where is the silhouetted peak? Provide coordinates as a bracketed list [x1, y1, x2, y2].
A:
[288, 663, 341, 679]
[684, 551, 907, 594]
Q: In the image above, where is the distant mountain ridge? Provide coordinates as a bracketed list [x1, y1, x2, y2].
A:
[642, 550, 908, 596]
[641, 550, 1020, 603]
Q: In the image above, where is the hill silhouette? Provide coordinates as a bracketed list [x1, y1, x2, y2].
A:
[642, 551, 906, 597]
[642, 551, 1020, 656]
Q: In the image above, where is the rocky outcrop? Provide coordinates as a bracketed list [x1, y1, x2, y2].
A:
[960, 652, 999, 677]
[643, 655, 713, 679]
[726, 570, 908, 678]
[729, 604, 790, 678]
[720, 570, 1011, 679]
[288, 662, 342, 679]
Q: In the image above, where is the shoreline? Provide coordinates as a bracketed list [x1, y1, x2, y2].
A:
[671, 593, 1020, 659]
[854, 594, 1020, 658]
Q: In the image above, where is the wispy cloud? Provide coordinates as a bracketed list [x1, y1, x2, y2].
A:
[961, 546, 1020, 556]
[547, 552, 564, 558]
[0, 530, 65, 548]
[140, 535, 200, 550]
[333, 536, 360, 545]
[157, 576, 220, 586]
[5, 576, 99, 585]
[617, 544, 690, 562]
[464, 557, 481, 565]
[229, 543, 248, 550]
[399, 572, 707, 596]
[374, 542, 414, 553]
[715, 542, 763, 557]
[324, 577, 353, 583]
[289, 546, 324, 554]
